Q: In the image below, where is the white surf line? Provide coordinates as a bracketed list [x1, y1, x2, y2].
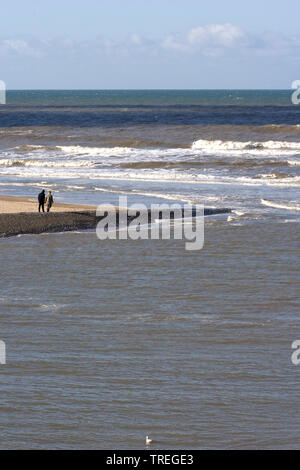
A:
[261, 198, 300, 211]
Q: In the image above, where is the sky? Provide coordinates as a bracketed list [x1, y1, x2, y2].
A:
[1, 0, 300, 89]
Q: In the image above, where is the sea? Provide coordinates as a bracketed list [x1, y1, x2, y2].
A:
[0, 90, 299, 449]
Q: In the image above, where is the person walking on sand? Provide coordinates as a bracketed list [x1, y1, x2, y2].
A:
[45, 191, 54, 213]
[38, 189, 46, 212]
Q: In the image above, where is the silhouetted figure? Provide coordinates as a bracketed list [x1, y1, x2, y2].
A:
[46, 191, 54, 213]
[38, 190, 46, 212]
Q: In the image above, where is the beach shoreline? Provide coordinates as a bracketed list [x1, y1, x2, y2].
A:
[1, 86, 299, 449]
[0, 194, 231, 238]
[0, 194, 113, 238]
[0, 195, 98, 214]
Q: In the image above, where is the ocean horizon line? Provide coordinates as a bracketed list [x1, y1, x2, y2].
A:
[4, 88, 295, 92]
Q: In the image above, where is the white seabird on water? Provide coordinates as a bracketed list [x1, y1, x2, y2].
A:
[146, 436, 152, 445]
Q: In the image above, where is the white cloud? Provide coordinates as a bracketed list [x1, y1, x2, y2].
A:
[0, 39, 43, 58]
[162, 23, 245, 55]
[160, 24, 300, 58]
[161, 35, 189, 52]
[1, 25, 300, 62]
[188, 23, 244, 47]
[130, 34, 142, 46]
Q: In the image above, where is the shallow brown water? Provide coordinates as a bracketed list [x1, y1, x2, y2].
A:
[0, 219, 299, 449]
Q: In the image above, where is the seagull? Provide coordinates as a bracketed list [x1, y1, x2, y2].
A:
[146, 436, 153, 445]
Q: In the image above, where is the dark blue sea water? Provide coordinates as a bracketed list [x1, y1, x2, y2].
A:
[1, 90, 300, 128]
[5, 89, 297, 106]
[0, 89, 299, 218]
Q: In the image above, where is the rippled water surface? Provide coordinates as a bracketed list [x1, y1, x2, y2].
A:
[0, 220, 299, 449]
[0, 90, 299, 449]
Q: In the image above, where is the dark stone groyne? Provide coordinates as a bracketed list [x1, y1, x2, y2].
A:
[0, 208, 231, 238]
[0, 211, 99, 238]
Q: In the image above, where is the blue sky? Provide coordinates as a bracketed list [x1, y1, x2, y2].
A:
[1, 0, 300, 89]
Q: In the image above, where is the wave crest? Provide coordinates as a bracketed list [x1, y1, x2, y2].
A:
[192, 139, 300, 152]
[0, 158, 94, 168]
[261, 199, 300, 211]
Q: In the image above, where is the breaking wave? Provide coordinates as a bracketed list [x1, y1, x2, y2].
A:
[0, 158, 94, 168]
[261, 199, 300, 211]
[192, 139, 300, 153]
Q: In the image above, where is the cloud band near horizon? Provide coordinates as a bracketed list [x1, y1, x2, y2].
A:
[1, 23, 300, 59]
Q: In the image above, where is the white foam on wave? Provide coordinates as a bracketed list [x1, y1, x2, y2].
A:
[4, 140, 300, 163]
[192, 139, 300, 153]
[58, 145, 136, 157]
[2, 144, 195, 168]
[46, 142, 300, 163]
[15, 144, 53, 151]
[261, 198, 300, 211]
[0, 163, 299, 187]
[232, 210, 246, 216]
[3, 142, 300, 170]
[0, 158, 94, 168]
[282, 219, 300, 223]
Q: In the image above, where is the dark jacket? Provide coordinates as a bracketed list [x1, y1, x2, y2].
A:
[38, 191, 45, 204]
